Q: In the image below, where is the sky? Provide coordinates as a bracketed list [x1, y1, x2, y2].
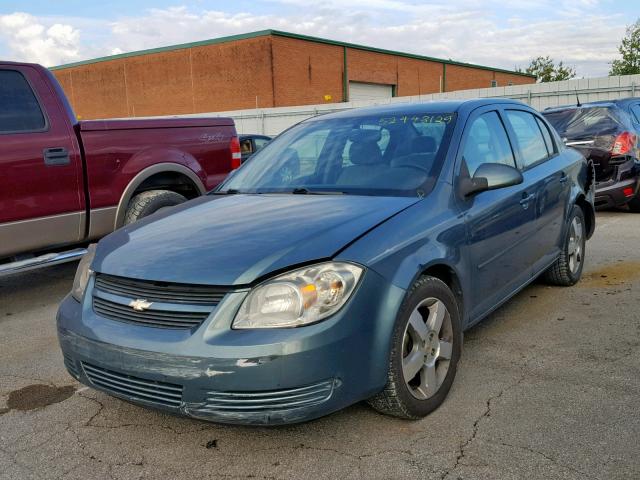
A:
[0, 0, 636, 78]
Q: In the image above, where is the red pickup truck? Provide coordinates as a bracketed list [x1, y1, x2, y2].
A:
[0, 61, 240, 274]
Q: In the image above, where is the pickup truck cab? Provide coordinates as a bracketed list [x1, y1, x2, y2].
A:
[0, 62, 240, 274]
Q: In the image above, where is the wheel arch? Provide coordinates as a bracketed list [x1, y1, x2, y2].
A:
[417, 262, 465, 324]
[575, 194, 595, 240]
[114, 163, 206, 228]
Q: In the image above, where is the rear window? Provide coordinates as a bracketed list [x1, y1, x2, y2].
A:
[630, 104, 640, 124]
[543, 107, 624, 139]
[0, 70, 46, 133]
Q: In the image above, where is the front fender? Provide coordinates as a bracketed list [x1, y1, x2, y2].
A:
[336, 186, 470, 321]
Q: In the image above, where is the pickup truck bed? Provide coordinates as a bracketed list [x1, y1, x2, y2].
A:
[0, 61, 240, 264]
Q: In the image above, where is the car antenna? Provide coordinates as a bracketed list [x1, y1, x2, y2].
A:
[575, 89, 582, 107]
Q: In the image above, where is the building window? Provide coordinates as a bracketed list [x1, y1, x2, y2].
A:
[490, 80, 498, 88]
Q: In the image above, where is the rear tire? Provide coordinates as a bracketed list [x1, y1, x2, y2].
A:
[368, 276, 462, 419]
[124, 190, 186, 225]
[543, 205, 586, 286]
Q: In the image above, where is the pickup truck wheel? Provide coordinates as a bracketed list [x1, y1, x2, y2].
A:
[367, 276, 462, 419]
[543, 205, 586, 286]
[124, 190, 187, 225]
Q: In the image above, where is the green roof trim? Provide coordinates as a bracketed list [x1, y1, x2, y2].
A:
[50, 29, 535, 78]
[49, 30, 275, 70]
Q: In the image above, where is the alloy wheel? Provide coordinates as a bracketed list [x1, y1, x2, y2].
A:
[568, 216, 584, 274]
[401, 298, 453, 400]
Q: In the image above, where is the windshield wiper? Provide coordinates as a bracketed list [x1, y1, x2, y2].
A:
[290, 188, 345, 195]
[210, 189, 241, 195]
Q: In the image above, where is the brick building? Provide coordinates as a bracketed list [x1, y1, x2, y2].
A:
[51, 30, 535, 119]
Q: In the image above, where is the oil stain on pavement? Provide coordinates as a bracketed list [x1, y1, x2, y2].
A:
[2, 384, 76, 414]
[581, 260, 640, 287]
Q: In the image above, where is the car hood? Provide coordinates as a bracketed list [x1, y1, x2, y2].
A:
[93, 194, 419, 285]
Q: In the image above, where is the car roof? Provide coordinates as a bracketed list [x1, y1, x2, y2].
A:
[544, 97, 639, 113]
[306, 98, 530, 122]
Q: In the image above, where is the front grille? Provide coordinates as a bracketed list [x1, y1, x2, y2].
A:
[197, 380, 335, 413]
[93, 296, 210, 329]
[92, 273, 230, 330]
[94, 273, 227, 305]
[82, 362, 183, 407]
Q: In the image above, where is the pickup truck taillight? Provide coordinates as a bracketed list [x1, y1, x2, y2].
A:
[611, 131, 637, 155]
[230, 136, 242, 169]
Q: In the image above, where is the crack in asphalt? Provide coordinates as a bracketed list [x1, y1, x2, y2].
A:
[2, 337, 636, 479]
[77, 391, 106, 427]
[496, 441, 598, 479]
[46, 392, 441, 477]
[440, 357, 531, 480]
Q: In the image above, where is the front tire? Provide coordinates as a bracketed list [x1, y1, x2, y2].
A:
[543, 205, 586, 286]
[124, 190, 187, 225]
[368, 276, 462, 419]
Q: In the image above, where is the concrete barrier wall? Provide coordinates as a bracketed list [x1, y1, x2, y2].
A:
[188, 74, 640, 135]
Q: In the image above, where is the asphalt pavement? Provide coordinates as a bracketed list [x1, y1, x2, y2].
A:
[1, 210, 638, 480]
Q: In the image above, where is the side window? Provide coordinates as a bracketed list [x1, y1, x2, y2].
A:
[462, 111, 516, 176]
[505, 110, 550, 168]
[253, 138, 270, 151]
[535, 116, 556, 155]
[240, 138, 253, 154]
[0, 70, 46, 133]
[630, 104, 640, 124]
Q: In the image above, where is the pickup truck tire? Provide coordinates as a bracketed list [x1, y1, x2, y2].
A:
[543, 205, 586, 286]
[124, 190, 187, 225]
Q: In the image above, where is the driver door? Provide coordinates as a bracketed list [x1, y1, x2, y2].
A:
[456, 108, 538, 320]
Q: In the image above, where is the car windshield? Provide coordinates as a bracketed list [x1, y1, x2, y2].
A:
[216, 111, 457, 197]
[543, 107, 625, 139]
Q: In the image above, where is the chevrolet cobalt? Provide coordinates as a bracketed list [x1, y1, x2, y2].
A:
[58, 99, 595, 425]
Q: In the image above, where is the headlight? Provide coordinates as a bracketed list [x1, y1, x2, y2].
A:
[233, 262, 363, 329]
[71, 244, 96, 302]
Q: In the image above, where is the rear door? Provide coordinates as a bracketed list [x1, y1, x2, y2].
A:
[502, 109, 571, 269]
[0, 65, 84, 258]
[457, 107, 538, 320]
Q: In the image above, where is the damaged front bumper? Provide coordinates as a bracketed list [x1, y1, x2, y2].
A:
[58, 325, 344, 425]
[56, 269, 405, 425]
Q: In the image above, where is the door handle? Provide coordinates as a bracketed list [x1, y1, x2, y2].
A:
[43, 147, 70, 166]
[559, 173, 569, 184]
[519, 193, 535, 209]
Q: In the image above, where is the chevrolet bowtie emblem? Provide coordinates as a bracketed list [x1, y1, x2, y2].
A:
[129, 299, 153, 311]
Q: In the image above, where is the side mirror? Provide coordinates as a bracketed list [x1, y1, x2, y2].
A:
[460, 163, 523, 197]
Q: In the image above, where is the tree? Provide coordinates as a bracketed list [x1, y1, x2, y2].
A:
[610, 19, 640, 76]
[517, 56, 576, 83]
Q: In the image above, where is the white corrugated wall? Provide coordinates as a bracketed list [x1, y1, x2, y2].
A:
[188, 74, 640, 136]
